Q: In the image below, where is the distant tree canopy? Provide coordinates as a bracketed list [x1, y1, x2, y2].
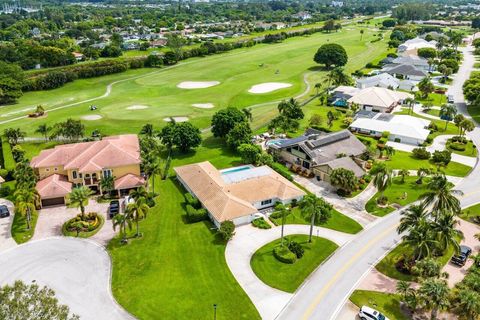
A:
[392, 3, 431, 22]
[472, 17, 480, 30]
[417, 48, 437, 59]
[382, 19, 397, 28]
[313, 43, 348, 69]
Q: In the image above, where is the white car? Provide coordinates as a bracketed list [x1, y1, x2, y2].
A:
[358, 306, 389, 320]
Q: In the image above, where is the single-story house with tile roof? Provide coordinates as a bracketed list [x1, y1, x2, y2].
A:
[382, 64, 429, 81]
[356, 73, 400, 90]
[349, 111, 431, 145]
[31, 134, 144, 207]
[269, 129, 367, 183]
[347, 86, 413, 113]
[174, 162, 305, 227]
[397, 37, 437, 54]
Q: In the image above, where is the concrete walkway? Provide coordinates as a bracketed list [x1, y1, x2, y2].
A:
[0, 199, 15, 253]
[294, 175, 377, 227]
[225, 224, 353, 320]
[0, 237, 134, 320]
[387, 135, 477, 167]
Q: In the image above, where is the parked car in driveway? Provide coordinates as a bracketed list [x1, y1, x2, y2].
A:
[359, 306, 389, 320]
[451, 245, 472, 267]
[0, 205, 9, 218]
[108, 200, 120, 218]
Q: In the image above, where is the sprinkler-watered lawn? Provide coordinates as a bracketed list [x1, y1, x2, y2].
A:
[0, 25, 389, 136]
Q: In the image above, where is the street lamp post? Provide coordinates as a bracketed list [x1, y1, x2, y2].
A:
[213, 304, 217, 320]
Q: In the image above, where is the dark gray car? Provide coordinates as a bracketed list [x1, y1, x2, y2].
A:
[0, 205, 10, 218]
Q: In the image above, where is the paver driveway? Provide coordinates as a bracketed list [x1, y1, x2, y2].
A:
[0, 237, 134, 320]
[0, 198, 15, 252]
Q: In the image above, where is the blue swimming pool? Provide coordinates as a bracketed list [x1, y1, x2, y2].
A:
[221, 165, 253, 175]
[265, 139, 288, 147]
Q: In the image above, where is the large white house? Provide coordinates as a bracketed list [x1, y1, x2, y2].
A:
[349, 111, 431, 145]
[346, 87, 413, 113]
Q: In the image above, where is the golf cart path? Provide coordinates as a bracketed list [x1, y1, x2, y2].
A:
[0, 237, 135, 320]
[225, 224, 353, 320]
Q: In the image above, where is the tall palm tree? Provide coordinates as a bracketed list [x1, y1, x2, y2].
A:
[127, 197, 149, 237]
[140, 123, 155, 137]
[420, 174, 462, 218]
[416, 167, 430, 184]
[432, 211, 463, 253]
[68, 186, 93, 216]
[384, 146, 395, 159]
[129, 186, 148, 201]
[275, 203, 290, 247]
[113, 211, 132, 244]
[454, 289, 480, 320]
[14, 188, 38, 230]
[439, 104, 457, 131]
[398, 169, 409, 183]
[404, 97, 415, 115]
[398, 204, 427, 234]
[373, 168, 392, 203]
[300, 194, 332, 243]
[418, 278, 450, 320]
[402, 218, 438, 260]
[149, 159, 164, 193]
[99, 175, 115, 196]
[35, 124, 51, 141]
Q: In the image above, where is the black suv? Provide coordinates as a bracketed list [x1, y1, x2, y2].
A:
[451, 245, 472, 267]
[108, 200, 120, 218]
[0, 205, 9, 218]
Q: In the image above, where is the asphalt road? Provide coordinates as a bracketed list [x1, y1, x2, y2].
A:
[277, 45, 480, 320]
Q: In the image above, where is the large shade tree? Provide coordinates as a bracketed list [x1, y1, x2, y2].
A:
[313, 43, 348, 69]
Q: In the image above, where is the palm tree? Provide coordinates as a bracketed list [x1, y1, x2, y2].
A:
[360, 29, 364, 40]
[454, 289, 480, 320]
[113, 211, 132, 244]
[35, 124, 51, 141]
[398, 204, 427, 234]
[384, 146, 395, 159]
[242, 108, 253, 122]
[432, 211, 462, 253]
[417, 167, 430, 184]
[68, 186, 93, 216]
[314, 83, 321, 95]
[13, 162, 36, 190]
[275, 203, 290, 247]
[140, 123, 155, 137]
[398, 169, 410, 183]
[129, 186, 148, 201]
[404, 97, 415, 115]
[127, 197, 149, 237]
[373, 168, 392, 204]
[99, 175, 114, 196]
[300, 194, 332, 243]
[427, 58, 435, 72]
[396, 280, 418, 311]
[439, 104, 457, 131]
[149, 159, 164, 193]
[14, 188, 38, 230]
[402, 218, 438, 260]
[329, 67, 353, 86]
[4, 128, 26, 145]
[418, 278, 450, 320]
[420, 174, 462, 218]
[459, 119, 475, 137]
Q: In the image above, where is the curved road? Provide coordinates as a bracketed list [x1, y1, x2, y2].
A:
[276, 45, 480, 320]
[0, 237, 134, 320]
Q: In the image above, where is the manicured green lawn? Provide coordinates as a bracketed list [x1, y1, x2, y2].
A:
[384, 150, 472, 177]
[250, 234, 338, 293]
[417, 93, 447, 107]
[269, 206, 363, 234]
[446, 139, 478, 158]
[423, 108, 440, 117]
[460, 203, 480, 221]
[109, 178, 260, 320]
[376, 241, 457, 282]
[0, 26, 389, 137]
[364, 176, 429, 217]
[468, 104, 480, 124]
[11, 211, 38, 244]
[350, 290, 409, 320]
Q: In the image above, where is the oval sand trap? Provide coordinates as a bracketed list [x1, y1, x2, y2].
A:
[163, 116, 189, 122]
[127, 105, 149, 110]
[192, 103, 214, 109]
[248, 82, 292, 94]
[81, 115, 103, 121]
[177, 81, 220, 89]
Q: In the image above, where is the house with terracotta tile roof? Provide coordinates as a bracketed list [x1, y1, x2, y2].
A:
[174, 161, 305, 227]
[31, 134, 144, 207]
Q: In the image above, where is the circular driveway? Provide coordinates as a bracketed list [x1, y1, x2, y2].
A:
[0, 237, 134, 320]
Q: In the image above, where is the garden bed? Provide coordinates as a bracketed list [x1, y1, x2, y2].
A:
[62, 212, 104, 238]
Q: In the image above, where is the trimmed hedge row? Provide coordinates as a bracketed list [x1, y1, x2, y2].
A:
[252, 217, 271, 229]
[273, 245, 297, 264]
[185, 193, 200, 208]
[271, 162, 293, 181]
[185, 204, 208, 223]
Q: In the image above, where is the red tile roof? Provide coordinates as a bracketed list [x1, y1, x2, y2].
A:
[36, 174, 72, 199]
[31, 135, 141, 173]
[114, 174, 145, 190]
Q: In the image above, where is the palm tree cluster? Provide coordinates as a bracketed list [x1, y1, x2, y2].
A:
[113, 186, 150, 243]
[398, 173, 463, 265]
[13, 162, 39, 230]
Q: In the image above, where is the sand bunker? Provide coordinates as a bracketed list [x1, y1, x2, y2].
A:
[81, 115, 103, 121]
[248, 82, 292, 94]
[163, 116, 189, 122]
[177, 81, 220, 89]
[192, 103, 215, 109]
[127, 105, 149, 110]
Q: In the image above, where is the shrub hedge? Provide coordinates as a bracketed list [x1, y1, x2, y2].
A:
[273, 245, 297, 264]
[271, 162, 293, 181]
[449, 142, 466, 151]
[252, 217, 271, 229]
[185, 193, 200, 209]
[185, 204, 208, 223]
